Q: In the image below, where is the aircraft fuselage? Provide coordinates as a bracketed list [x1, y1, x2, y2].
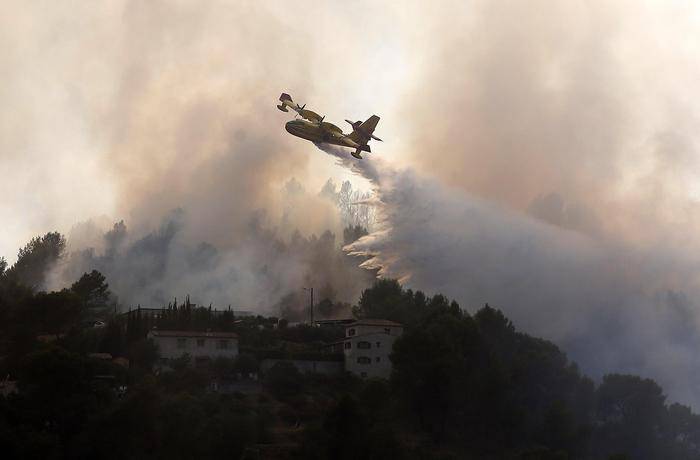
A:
[285, 119, 363, 150]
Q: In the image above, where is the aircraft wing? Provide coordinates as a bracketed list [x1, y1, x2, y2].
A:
[277, 93, 324, 123]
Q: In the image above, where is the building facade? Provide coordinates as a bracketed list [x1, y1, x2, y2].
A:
[337, 319, 403, 379]
[148, 330, 239, 366]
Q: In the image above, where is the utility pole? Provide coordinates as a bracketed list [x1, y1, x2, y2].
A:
[303, 287, 314, 325]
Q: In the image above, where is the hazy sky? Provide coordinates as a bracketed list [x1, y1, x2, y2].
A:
[4, 0, 700, 260]
[0, 0, 406, 260]
[7, 0, 700, 405]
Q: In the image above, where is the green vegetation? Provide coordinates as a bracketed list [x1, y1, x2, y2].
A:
[1, 233, 700, 458]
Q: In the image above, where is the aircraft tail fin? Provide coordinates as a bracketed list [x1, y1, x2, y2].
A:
[359, 115, 380, 136]
[347, 115, 380, 144]
[277, 93, 294, 112]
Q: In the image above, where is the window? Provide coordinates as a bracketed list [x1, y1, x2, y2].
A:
[384, 328, 391, 334]
[348, 328, 356, 337]
[217, 340, 229, 350]
[375, 357, 381, 363]
[357, 356, 371, 364]
[376, 342, 381, 348]
[197, 339, 205, 347]
[358, 341, 371, 349]
[177, 338, 187, 349]
[344, 341, 351, 349]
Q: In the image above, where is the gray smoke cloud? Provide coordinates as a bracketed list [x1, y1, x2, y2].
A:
[357, 1, 700, 409]
[7, 0, 700, 409]
[398, 0, 700, 248]
[4, 1, 378, 315]
[311, 141, 700, 408]
[51, 198, 374, 316]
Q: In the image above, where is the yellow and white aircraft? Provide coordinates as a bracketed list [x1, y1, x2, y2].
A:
[277, 93, 381, 159]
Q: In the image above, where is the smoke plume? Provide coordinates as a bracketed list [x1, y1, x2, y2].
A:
[308, 139, 700, 409]
[7, 0, 700, 409]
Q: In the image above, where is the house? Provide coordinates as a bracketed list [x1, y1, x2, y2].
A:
[325, 319, 404, 379]
[147, 330, 239, 367]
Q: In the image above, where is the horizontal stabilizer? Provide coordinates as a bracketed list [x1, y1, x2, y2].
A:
[278, 93, 294, 112]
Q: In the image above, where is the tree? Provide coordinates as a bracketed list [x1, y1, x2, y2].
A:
[265, 361, 303, 400]
[322, 396, 370, 460]
[353, 278, 458, 327]
[343, 225, 368, 245]
[14, 346, 118, 448]
[6, 232, 66, 289]
[76, 382, 161, 458]
[26, 289, 82, 334]
[353, 278, 406, 321]
[156, 393, 207, 458]
[70, 270, 111, 311]
[234, 353, 259, 375]
[391, 308, 485, 442]
[99, 319, 126, 356]
[129, 338, 159, 372]
[594, 374, 667, 459]
[665, 403, 700, 444]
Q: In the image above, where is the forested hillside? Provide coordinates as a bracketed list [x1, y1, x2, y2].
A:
[1, 235, 699, 459]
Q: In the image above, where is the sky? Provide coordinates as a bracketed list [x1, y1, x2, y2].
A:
[6, 0, 700, 406]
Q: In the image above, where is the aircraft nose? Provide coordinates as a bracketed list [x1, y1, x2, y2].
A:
[285, 121, 300, 135]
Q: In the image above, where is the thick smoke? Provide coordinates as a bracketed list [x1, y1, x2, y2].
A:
[399, 0, 700, 248]
[49, 180, 375, 316]
[338, 0, 700, 408]
[4, 2, 380, 316]
[7, 0, 700, 409]
[310, 140, 700, 408]
[0, 1, 379, 260]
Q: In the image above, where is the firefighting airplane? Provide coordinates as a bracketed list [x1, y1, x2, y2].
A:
[277, 93, 382, 159]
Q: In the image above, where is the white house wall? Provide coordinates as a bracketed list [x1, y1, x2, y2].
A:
[343, 331, 401, 379]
